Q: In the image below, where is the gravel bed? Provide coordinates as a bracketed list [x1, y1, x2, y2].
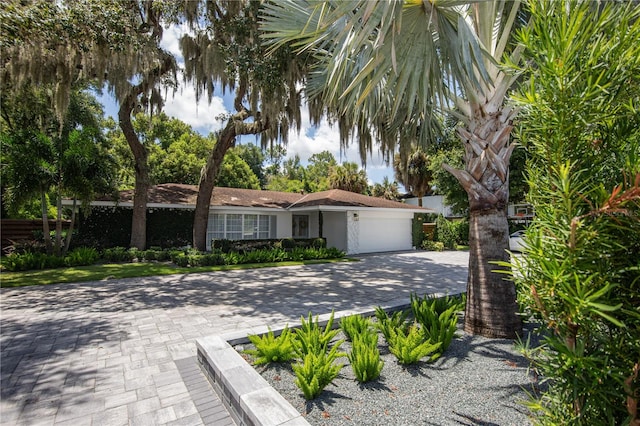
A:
[237, 323, 542, 426]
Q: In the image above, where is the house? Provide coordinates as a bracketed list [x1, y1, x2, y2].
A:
[78, 184, 430, 255]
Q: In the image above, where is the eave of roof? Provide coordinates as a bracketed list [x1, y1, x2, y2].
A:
[77, 184, 431, 212]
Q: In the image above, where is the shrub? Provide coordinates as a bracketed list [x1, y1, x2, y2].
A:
[420, 240, 444, 251]
[387, 324, 442, 365]
[374, 307, 410, 342]
[348, 330, 383, 383]
[64, 247, 100, 267]
[410, 293, 462, 357]
[412, 213, 426, 247]
[212, 239, 233, 253]
[294, 311, 341, 358]
[1, 251, 65, 271]
[173, 253, 189, 267]
[245, 326, 296, 365]
[292, 345, 345, 400]
[281, 238, 296, 249]
[435, 215, 456, 249]
[340, 314, 373, 341]
[311, 238, 326, 248]
[101, 247, 134, 263]
[450, 219, 469, 245]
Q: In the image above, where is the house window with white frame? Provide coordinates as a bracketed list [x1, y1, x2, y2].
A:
[208, 213, 276, 244]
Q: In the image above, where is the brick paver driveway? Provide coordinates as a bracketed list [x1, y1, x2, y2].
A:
[0, 251, 468, 425]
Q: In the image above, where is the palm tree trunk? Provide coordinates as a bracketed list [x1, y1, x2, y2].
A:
[466, 205, 520, 338]
[444, 109, 521, 339]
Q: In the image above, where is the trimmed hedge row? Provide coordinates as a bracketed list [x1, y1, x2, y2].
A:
[1, 244, 345, 272]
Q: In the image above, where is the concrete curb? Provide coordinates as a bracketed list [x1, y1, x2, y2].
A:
[196, 293, 457, 426]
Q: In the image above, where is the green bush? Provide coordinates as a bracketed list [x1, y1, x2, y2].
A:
[101, 247, 135, 263]
[311, 238, 326, 248]
[1, 251, 66, 271]
[420, 240, 444, 251]
[412, 214, 426, 247]
[340, 314, 373, 341]
[292, 345, 345, 400]
[410, 293, 462, 357]
[281, 238, 296, 249]
[65, 247, 100, 267]
[386, 324, 442, 365]
[508, 2, 640, 421]
[245, 326, 296, 365]
[212, 239, 233, 253]
[450, 219, 469, 245]
[374, 307, 410, 343]
[294, 311, 341, 357]
[348, 330, 383, 383]
[435, 215, 456, 249]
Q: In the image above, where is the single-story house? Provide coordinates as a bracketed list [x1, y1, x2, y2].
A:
[75, 183, 430, 255]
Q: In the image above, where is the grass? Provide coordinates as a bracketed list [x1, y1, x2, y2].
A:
[0, 258, 354, 288]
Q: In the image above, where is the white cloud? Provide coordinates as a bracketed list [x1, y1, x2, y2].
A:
[161, 23, 190, 65]
[163, 86, 228, 134]
[281, 108, 397, 185]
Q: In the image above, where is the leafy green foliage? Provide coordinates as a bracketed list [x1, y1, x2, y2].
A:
[1, 246, 100, 271]
[386, 324, 442, 365]
[101, 247, 136, 263]
[291, 311, 345, 400]
[420, 240, 444, 251]
[294, 311, 342, 358]
[340, 315, 373, 341]
[245, 326, 296, 365]
[292, 345, 345, 400]
[1, 252, 65, 272]
[348, 330, 383, 383]
[374, 307, 410, 343]
[64, 247, 100, 267]
[508, 1, 640, 423]
[410, 293, 461, 358]
[328, 162, 369, 194]
[434, 215, 456, 249]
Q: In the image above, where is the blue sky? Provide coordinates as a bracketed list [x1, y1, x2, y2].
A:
[97, 23, 398, 187]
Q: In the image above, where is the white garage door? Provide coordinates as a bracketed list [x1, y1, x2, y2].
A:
[358, 211, 412, 253]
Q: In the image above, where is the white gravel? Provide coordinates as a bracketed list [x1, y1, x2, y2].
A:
[239, 323, 541, 426]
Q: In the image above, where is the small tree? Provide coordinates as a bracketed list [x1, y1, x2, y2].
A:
[510, 1, 640, 423]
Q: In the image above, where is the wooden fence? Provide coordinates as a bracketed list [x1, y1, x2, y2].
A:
[1, 219, 71, 251]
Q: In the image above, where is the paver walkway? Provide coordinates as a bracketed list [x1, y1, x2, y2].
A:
[0, 251, 468, 425]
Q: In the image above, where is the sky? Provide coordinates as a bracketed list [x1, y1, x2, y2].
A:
[98, 24, 399, 187]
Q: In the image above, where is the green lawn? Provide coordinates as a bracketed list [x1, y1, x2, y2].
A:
[0, 259, 353, 288]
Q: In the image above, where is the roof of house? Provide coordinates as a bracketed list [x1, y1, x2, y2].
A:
[95, 183, 427, 211]
[290, 189, 419, 210]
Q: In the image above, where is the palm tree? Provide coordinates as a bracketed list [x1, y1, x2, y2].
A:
[394, 149, 432, 206]
[329, 163, 369, 194]
[261, 0, 524, 338]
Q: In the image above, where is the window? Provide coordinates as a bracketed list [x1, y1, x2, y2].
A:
[292, 215, 309, 238]
[210, 214, 225, 239]
[258, 215, 271, 239]
[207, 213, 277, 245]
[226, 214, 242, 240]
[244, 214, 257, 239]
